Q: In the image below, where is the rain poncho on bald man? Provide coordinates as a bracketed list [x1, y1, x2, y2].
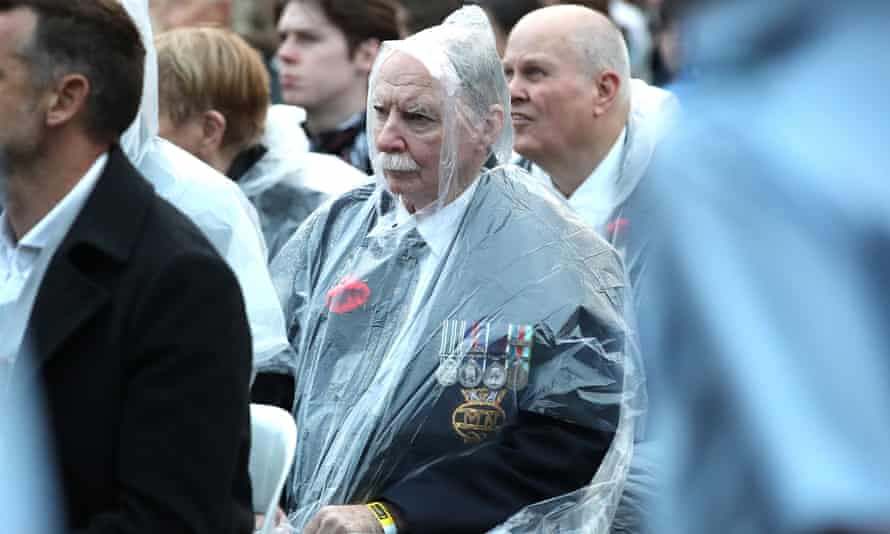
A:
[118, 0, 292, 372]
[272, 6, 641, 533]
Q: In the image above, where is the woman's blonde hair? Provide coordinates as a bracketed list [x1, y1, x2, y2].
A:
[156, 26, 270, 152]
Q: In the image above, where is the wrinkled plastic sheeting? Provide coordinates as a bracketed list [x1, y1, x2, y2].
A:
[116, 0, 293, 373]
[238, 151, 329, 261]
[271, 164, 643, 531]
[239, 105, 371, 260]
[118, 0, 158, 167]
[487, 352, 642, 534]
[138, 139, 293, 369]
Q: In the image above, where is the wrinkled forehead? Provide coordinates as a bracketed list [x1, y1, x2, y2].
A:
[372, 52, 443, 107]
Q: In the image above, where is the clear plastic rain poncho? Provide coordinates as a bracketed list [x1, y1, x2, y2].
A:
[271, 6, 642, 532]
[237, 104, 370, 260]
[119, 0, 292, 371]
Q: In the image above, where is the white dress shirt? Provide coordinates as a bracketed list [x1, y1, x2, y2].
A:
[0, 153, 108, 382]
[367, 180, 479, 370]
[530, 127, 627, 231]
[393, 180, 478, 320]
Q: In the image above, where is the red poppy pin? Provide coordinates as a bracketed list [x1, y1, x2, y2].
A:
[326, 275, 371, 314]
[606, 217, 630, 238]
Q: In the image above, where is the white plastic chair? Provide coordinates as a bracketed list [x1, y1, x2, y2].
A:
[249, 404, 297, 534]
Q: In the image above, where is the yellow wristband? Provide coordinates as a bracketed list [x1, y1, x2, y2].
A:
[367, 501, 398, 534]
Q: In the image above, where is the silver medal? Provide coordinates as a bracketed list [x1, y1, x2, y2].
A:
[483, 362, 507, 390]
[458, 359, 483, 388]
[506, 363, 529, 391]
[436, 357, 460, 387]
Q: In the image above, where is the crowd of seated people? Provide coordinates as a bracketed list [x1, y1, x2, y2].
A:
[1, 1, 888, 534]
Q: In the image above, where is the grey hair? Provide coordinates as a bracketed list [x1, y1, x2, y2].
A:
[568, 16, 631, 96]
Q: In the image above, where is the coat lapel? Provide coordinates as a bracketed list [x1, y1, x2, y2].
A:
[28, 257, 109, 370]
[23, 146, 152, 375]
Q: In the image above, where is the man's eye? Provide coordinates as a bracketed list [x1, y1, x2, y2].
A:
[295, 32, 318, 44]
[405, 112, 432, 123]
[373, 105, 388, 118]
[526, 67, 545, 79]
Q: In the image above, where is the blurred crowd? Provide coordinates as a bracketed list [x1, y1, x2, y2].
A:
[1, 1, 888, 534]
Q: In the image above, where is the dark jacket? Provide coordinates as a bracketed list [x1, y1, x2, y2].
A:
[16, 146, 254, 533]
[273, 169, 628, 532]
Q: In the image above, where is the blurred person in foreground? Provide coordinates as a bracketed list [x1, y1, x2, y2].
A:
[636, 0, 890, 533]
[120, 0, 294, 376]
[271, 6, 639, 533]
[1, 157, 61, 533]
[0, 0, 253, 531]
[0, 377, 61, 533]
[276, 0, 401, 174]
[504, 5, 677, 289]
[155, 26, 368, 260]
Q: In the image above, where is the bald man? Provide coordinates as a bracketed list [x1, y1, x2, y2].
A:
[504, 7, 677, 533]
[504, 5, 676, 287]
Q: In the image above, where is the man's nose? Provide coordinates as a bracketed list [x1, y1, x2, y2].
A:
[509, 76, 527, 103]
[276, 37, 300, 64]
[375, 115, 407, 153]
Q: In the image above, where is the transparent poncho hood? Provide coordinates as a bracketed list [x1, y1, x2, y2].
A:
[366, 6, 514, 216]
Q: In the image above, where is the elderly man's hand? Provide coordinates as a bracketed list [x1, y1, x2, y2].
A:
[303, 505, 384, 534]
[256, 507, 292, 533]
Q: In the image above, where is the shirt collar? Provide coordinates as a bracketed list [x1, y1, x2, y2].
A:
[12, 152, 108, 252]
[571, 127, 626, 202]
[560, 127, 626, 229]
[0, 213, 17, 257]
[393, 179, 479, 258]
[0, 212, 26, 278]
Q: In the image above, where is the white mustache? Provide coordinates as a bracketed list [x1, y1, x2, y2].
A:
[376, 152, 421, 172]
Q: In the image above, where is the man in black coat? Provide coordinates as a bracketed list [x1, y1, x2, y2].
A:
[0, 1, 253, 532]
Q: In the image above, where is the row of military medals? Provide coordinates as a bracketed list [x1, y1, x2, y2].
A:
[436, 320, 532, 391]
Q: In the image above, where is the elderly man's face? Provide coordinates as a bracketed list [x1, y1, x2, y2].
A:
[0, 8, 45, 170]
[371, 52, 447, 211]
[372, 51, 499, 212]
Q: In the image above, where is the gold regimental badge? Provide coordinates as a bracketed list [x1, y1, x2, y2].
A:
[452, 388, 507, 444]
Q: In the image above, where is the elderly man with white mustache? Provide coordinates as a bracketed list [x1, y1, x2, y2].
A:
[270, 6, 641, 534]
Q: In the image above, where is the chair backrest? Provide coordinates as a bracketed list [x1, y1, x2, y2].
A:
[249, 403, 297, 534]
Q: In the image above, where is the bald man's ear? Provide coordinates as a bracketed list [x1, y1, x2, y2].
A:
[592, 70, 622, 117]
[352, 38, 380, 75]
[45, 74, 90, 129]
